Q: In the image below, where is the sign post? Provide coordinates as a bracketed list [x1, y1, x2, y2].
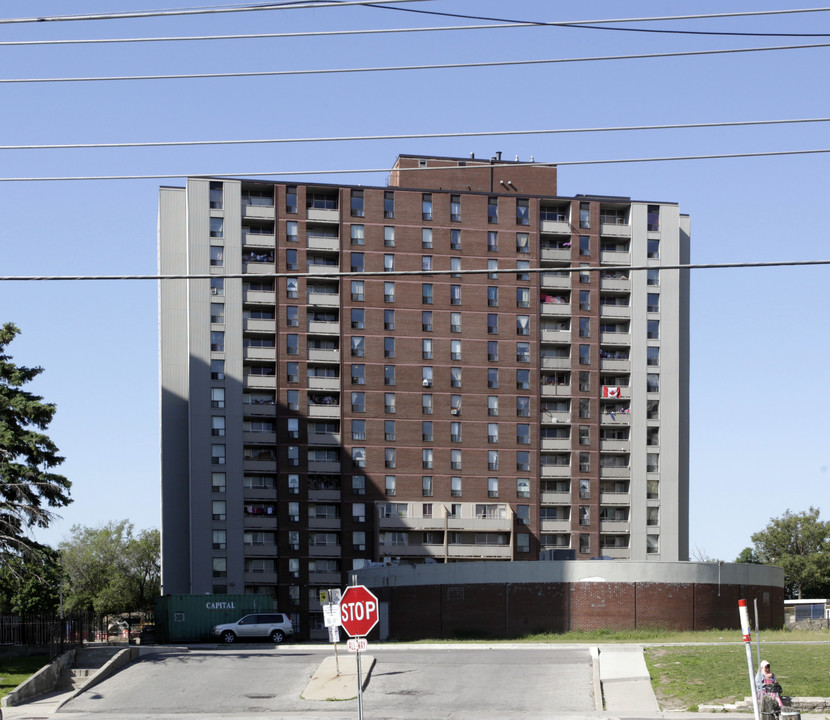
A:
[739, 599, 761, 720]
[339, 585, 379, 720]
[321, 589, 342, 675]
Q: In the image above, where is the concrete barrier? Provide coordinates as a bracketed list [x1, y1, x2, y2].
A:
[1, 649, 75, 707]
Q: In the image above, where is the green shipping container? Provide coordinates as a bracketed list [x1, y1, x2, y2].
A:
[155, 594, 272, 643]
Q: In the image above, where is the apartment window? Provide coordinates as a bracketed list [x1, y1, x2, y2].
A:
[451, 449, 462, 470]
[488, 259, 498, 280]
[450, 256, 461, 278]
[286, 334, 298, 355]
[488, 423, 499, 444]
[488, 450, 499, 471]
[211, 388, 225, 409]
[210, 277, 224, 296]
[517, 342, 530, 363]
[451, 476, 462, 497]
[579, 317, 590, 338]
[210, 303, 224, 324]
[422, 283, 433, 304]
[647, 319, 660, 339]
[647, 373, 660, 392]
[488, 197, 498, 224]
[517, 287, 530, 308]
[579, 201, 590, 229]
[450, 285, 461, 305]
[383, 309, 395, 331]
[384, 281, 395, 303]
[451, 395, 462, 415]
[579, 290, 590, 311]
[516, 232, 529, 253]
[384, 337, 395, 358]
[517, 396, 530, 417]
[384, 365, 395, 386]
[421, 255, 433, 273]
[211, 359, 225, 380]
[286, 220, 298, 242]
[422, 448, 433, 469]
[211, 416, 225, 437]
[209, 181, 223, 209]
[209, 246, 224, 267]
[350, 364, 365, 385]
[488, 395, 499, 416]
[488, 341, 498, 362]
[516, 198, 529, 225]
[385, 393, 396, 414]
[450, 421, 461, 443]
[385, 448, 396, 469]
[209, 217, 224, 238]
[351, 392, 365, 413]
[351, 336, 365, 357]
[384, 191, 395, 218]
[487, 231, 498, 252]
[350, 252, 364, 273]
[450, 194, 461, 221]
[579, 235, 591, 257]
[579, 452, 590, 472]
[422, 228, 433, 249]
[647, 268, 660, 286]
[380, 254, 395, 274]
[287, 389, 298, 411]
[517, 451, 530, 472]
[647, 204, 660, 231]
[517, 478, 530, 498]
[579, 478, 590, 499]
[418, 311, 432, 335]
[287, 445, 299, 467]
[647, 346, 660, 366]
[517, 505, 530, 527]
[422, 340, 433, 360]
[422, 421, 433, 442]
[579, 533, 591, 555]
[517, 315, 530, 336]
[422, 476, 433, 497]
[517, 424, 530, 445]
[579, 371, 590, 392]
[352, 419, 365, 441]
[517, 260, 530, 280]
[213, 557, 227, 579]
[579, 344, 590, 365]
[212, 500, 226, 521]
[450, 366, 462, 388]
[647, 293, 660, 313]
[350, 189, 364, 217]
[579, 398, 590, 419]
[385, 419, 396, 442]
[350, 308, 364, 330]
[516, 369, 530, 390]
[350, 224, 365, 245]
[579, 425, 590, 446]
[648, 238, 660, 259]
[351, 280, 364, 301]
[286, 362, 298, 383]
[285, 185, 297, 213]
[209, 331, 224, 352]
[647, 534, 660, 554]
[352, 448, 366, 469]
[487, 314, 498, 335]
[422, 394, 433, 415]
[488, 368, 499, 388]
[422, 193, 433, 220]
[450, 340, 462, 361]
[211, 444, 226, 465]
[647, 426, 659, 447]
[384, 225, 395, 246]
[486, 286, 499, 307]
[286, 278, 298, 299]
[647, 479, 659, 499]
[647, 453, 659, 473]
[283, 306, 298, 327]
[647, 400, 660, 419]
[450, 228, 461, 249]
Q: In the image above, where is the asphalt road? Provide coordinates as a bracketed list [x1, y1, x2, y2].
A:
[57, 644, 596, 719]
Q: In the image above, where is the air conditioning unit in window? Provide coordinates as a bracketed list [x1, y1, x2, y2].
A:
[290, 515, 299, 522]
[423, 379, 431, 387]
[450, 408, 460, 416]
[354, 544, 366, 551]
[356, 516, 365, 523]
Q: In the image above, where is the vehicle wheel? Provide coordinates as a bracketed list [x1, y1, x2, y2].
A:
[271, 629, 285, 644]
[221, 630, 236, 644]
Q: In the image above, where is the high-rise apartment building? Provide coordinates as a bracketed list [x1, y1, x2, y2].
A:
[159, 154, 690, 638]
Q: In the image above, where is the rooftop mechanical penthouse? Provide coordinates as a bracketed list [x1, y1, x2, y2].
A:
[158, 154, 690, 640]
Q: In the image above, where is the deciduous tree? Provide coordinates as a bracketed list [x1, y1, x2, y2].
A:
[750, 507, 830, 598]
[0, 322, 72, 566]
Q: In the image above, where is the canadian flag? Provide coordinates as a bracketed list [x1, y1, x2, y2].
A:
[602, 386, 621, 398]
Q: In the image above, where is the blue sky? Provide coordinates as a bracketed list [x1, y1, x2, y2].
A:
[1, 1, 828, 560]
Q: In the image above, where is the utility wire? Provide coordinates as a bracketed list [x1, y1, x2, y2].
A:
[2, 148, 830, 182]
[4, 42, 829, 84]
[1, 117, 828, 152]
[0, 0, 429, 24]
[2, 259, 829, 282]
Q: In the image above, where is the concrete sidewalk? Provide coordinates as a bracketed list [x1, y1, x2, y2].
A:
[597, 644, 662, 715]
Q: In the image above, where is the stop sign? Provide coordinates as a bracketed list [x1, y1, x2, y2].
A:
[339, 585, 379, 637]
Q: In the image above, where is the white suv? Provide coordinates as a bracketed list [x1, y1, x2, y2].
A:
[212, 613, 294, 644]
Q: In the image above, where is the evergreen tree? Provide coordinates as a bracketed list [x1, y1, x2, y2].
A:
[0, 322, 72, 567]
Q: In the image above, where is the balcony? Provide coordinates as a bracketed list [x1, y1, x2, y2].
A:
[541, 273, 571, 289]
[445, 544, 512, 560]
[307, 403, 340, 419]
[600, 439, 629, 452]
[541, 464, 570, 478]
[307, 376, 339, 392]
[541, 303, 571, 317]
[601, 412, 630, 426]
[243, 458, 277, 474]
[541, 356, 571, 370]
[307, 431, 341, 447]
[600, 491, 630, 505]
[377, 515, 447, 531]
[541, 247, 572, 263]
[600, 222, 631, 238]
[243, 403, 277, 417]
[600, 520, 630, 532]
[541, 437, 570, 451]
[308, 292, 339, 308]
[242, 232, 275, 248]
[242, 203, 275, 220]
[308, 516, 341, 530]
[540, 519, 571, 533]
[308, 320, 339, 335]
[307, 235, 339, 251]
[598, 546, 630, 559]
[243, 289, 276, 305]
[599, 275, 630, 291]
[306, 264, 340, 277]
[245, 374, 276, 390]
[600, 305, 630, 319]
[600, 358, 630, 372]
[599, 466, 630, 479]
[244, 318, 275, 333]
[541, 383, 571, 397]
[308, 348, 340, 363]
[601, 332, 630, 345]
[243, 432, 276, 445]
[307, 208, 340, 223]
[540, 219, 571, 234]
[243, 262, 275, 275]
[541, 329, 571, 344]
[244, 346, 276, 362]
[308, 460, 341, 474]
[308, 542, 341, 556]
[242, 544, 278, 556]
[540, 491, 571, 504]
[542, 410, 571, 424]
[600, 250, 631, 265]
[309, 571, 341, 585]
[244, 571, 278, 584]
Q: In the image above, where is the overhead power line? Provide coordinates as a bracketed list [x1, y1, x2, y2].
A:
[0, 0, 429, 24]
[2, 259, 829, 283]
[3, 41, 830, 84]
[2, 147, 830, 182]
[1, 117, 828, 152]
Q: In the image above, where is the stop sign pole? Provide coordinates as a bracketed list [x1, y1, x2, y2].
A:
[339, 585, 379, 720]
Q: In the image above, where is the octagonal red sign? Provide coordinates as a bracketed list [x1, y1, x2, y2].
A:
[339, 585, 379, 637]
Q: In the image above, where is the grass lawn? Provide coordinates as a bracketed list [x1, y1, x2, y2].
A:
[645, 643, 830, 711]
[0, 655, 50, 701]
